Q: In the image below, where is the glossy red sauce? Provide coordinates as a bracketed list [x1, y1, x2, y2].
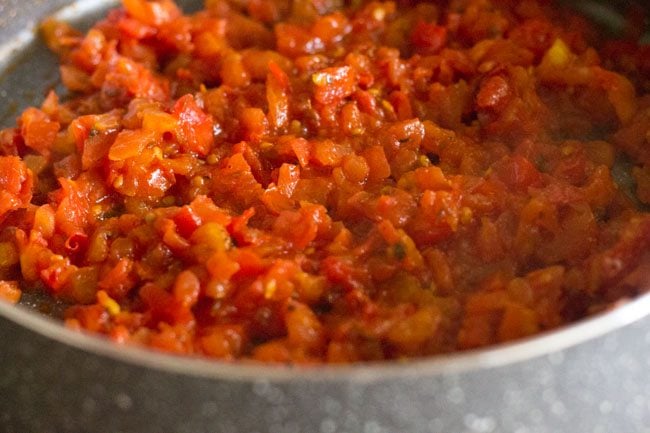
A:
[0, 0, 648, 363]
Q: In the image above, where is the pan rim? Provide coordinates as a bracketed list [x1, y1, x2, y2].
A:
[1, 292, 649, 382]
[0, 0, 649, 384]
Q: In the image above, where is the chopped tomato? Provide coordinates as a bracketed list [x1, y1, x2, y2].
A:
[2, 0, 647, 364]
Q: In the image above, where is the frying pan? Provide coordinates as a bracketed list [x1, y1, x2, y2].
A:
[0, 1, 649, 432]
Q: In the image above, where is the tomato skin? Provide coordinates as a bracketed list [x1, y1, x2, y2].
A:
[0, 156, 33, 220]
[109, 129, 158, 161]
[492, 155, 544, 193]
[411, 21, 447, 54]
[98, 258, 135, 300]
[0, 281, 21, 304]
[20, 108, 60, 157]
[122, 0, 181, 27]
[312, 66, 358, 106]
[172, 94, 214, 156]
[267, 62, 290, 132]
[173, 205, 202, 238]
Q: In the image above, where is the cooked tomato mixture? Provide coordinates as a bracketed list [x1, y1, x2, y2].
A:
[0, 0, 648, 363]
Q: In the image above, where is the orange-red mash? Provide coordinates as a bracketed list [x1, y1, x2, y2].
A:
[0, 0, 648, 363]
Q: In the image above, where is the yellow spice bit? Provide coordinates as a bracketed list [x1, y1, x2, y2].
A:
[264, 278, 277, 299]
[260, 142, 274, 151]
[97, 290, 121, 316]
[206, 154, 219, 165]
[290, 120, 302, 135]
[419, 155, 431, 167]
[113, 175, 124, 189]
[545, 38, 571, 67]
[561, 145, 574, 156]
[478, 61, 496, 74]
[153, 146, 164, 160]
[144, 212, 156, 224]
[381, 99, 395, 114]
[162, 196, 176, 206]
[199, 83, 208, 93]
[312, 72, 329, 86]
[191, 176, 205, 187]
[372, 7, 386, 21]
[460, 207, 473, 224]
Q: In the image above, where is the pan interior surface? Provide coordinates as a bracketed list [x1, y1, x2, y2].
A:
[0, 0, 648, 378]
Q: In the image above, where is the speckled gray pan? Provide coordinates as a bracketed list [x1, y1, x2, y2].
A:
[0, 1, 649, 432]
